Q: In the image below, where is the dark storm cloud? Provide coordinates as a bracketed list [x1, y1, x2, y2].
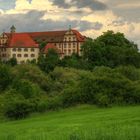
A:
[51, 0, 107, 11]
[0, 10, 103, 33]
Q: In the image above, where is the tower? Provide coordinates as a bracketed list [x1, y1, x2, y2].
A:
[10, 25, 16, 33]
[69, 25, 72, 31]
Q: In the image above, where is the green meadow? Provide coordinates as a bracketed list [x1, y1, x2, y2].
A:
[0, 105, 140, 140]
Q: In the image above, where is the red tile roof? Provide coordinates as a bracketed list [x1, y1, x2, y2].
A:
[72, 30, 86, 42]
[3, 29, 85, 48]
[26, 29, 85, 42]
[8, 33, 38, 48]
[28, 31, 66, 37]
[42, 43, 62, 54]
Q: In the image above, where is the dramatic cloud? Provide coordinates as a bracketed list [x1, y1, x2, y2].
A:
[0, 10, 102, 32]
[103, 0, 140, 22]
[51, 0, 107, 11]
[0, 0, 139, 47]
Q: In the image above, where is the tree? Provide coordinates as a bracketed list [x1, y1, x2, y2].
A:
[38, 48, 60, 73]
[39, 41, 47, 50]
[7, 57, 17, 66]
[81, 30, 140, 68]
[0, 64, 12, 91]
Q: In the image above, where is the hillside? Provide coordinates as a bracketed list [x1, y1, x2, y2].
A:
[0, 105, 140, 140]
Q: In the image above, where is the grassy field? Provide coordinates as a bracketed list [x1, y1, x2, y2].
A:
[0, 105, 140, 140]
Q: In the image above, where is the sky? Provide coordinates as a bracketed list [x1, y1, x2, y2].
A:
[0, 0, 140, 47]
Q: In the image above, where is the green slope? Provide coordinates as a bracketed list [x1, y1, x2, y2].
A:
[0, 105, 140, 140]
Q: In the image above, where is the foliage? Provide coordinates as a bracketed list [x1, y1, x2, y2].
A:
[11, 79, 42, 99]
[4, 100, 32, 120]
[6, 57, 17, 66]
[0, 30, 140, 120]
[81, 30, 140, 68]
[38, 49, 60, 73]
[39, 41, 47, 50]
[0, 64, 12, 91]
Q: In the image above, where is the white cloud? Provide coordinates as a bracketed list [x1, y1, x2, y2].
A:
[0, 0, 140, 47]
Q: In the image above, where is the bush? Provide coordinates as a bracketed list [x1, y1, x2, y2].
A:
[116, 66, 140, 81]
[60, 87, 80, 107]
[78, 67, 140, 106]
[11, 64, 51, 92]
[45, 96, 63, 110]
[0, 64, 12, 91]
[95, 93, 110, 107]
[12, 79, 43, 99]
[5, 100, 32, 120]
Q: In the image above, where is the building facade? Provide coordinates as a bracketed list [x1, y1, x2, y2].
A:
[0, 26, 86, 63]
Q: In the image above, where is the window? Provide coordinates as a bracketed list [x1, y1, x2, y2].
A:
[73, 49, 76, 53]
[31, 48, 35, 52]
[64, 43, 66, 48]
[2, 54, 6, 57]
[69, 37, 71, 41]
[12, 48, 16, 52]
[73, 37, 76, 41]
[12, 54, 16, 57]
[24, 48, 28, 52]
[18, 48, 22, 52]
[24, 54, 28, 57]
[73, 42, 76, 45]
[3, 48, 6, 51]
[68, 43, 71, 48]
[68, 49, 71, 54]
[31, 54, 35, 57]
[17, 54, 22, 57]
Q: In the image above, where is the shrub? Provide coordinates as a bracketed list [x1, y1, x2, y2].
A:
[11, 64, 51, 92]
[116, 66, 140, 81]
[4, 100, 32, 120]
[60, 87, 80, 107]
[78, 67, 140, 106]
[95, 93, 110, 107]
[46, 96, 63, 110]
[0, 64, 12, 91]
[12, 79, 43, 99]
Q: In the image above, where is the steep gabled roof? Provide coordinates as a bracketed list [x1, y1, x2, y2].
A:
[8, 33, 38, 48]
[72, 30, 86, 42]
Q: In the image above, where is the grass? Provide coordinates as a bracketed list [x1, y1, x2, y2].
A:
[0, 105, 140, 140]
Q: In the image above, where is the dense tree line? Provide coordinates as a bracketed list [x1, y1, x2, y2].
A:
[0, 31, 140, 120]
